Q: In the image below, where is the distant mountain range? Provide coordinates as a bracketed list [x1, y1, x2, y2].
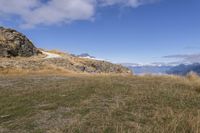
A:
[122, 62, 200, 75]
[77, 53, 110, 62]
[77, 53, 96, 59]
[121, 63, 173, 75]
[167, 63, 200, 75]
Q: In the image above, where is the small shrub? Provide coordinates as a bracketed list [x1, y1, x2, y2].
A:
[195, 87, 200, 93]
[186, 71, 199, 81]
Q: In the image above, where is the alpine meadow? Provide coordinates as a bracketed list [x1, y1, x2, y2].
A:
[1, 0, 200, 133]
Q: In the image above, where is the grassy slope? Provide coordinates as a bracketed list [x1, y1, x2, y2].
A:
[0, 74, 200, 133]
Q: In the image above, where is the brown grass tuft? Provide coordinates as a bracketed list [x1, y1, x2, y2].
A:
[186, 71, 200, 81]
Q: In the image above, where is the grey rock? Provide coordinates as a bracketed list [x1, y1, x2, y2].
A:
[0, 27, 40, 57]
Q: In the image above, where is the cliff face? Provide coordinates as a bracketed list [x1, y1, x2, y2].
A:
[0, 27, 39, 57]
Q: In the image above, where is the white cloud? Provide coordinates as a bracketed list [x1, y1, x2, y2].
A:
[0, 0, 158, 28]
[21, 0, 96, 28]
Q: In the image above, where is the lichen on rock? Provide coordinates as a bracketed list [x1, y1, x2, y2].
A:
[0, 27, 40, 57]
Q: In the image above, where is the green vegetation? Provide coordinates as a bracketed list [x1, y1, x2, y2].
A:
[0, 74, 200, 133]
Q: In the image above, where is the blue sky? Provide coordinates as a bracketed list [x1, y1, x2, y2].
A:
[1, 0, 200, 64]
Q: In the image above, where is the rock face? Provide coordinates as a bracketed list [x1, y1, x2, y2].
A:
[0, 27, 39, 57]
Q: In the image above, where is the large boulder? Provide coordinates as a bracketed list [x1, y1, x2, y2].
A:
[0, 27, 40, 57]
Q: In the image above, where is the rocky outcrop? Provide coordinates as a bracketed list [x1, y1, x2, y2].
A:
[0, 27, 40, 57]
[0, 27, 131, 74]
[0, 57, 132, 74]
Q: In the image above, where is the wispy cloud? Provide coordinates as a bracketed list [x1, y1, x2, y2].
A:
[0, 0, 159, 28]
[164, 53, 200, 64]
[99, 0, 159, 7]
[183, 46, 200, 50]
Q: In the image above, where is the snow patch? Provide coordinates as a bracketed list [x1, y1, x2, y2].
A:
[42, 51, 62, 59]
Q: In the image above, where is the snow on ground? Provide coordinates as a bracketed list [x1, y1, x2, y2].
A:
[42, 51, 62, 59]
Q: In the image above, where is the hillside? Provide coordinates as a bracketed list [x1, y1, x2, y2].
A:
[0, 27, 131, 74]
[0, 54, 131, 74]
[1, 74, 200, 132]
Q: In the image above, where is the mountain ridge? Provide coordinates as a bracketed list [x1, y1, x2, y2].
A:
[0, 27, 131, 75]
[167, 63, 200, 75]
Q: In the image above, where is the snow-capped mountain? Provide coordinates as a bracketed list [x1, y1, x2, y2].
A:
[122, 61, 200, 75]
[122, 62, 180, 67]
[77, 53, 109, 61]
[167, 63, 200, 75]
[121, 62, 178, 75]
[77, 53, 96, 59]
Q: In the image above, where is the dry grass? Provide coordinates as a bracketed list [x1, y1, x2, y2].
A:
[185, 72, 200, 93]
[0, 64, 74, 76]
[0, 74, 200, 133]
